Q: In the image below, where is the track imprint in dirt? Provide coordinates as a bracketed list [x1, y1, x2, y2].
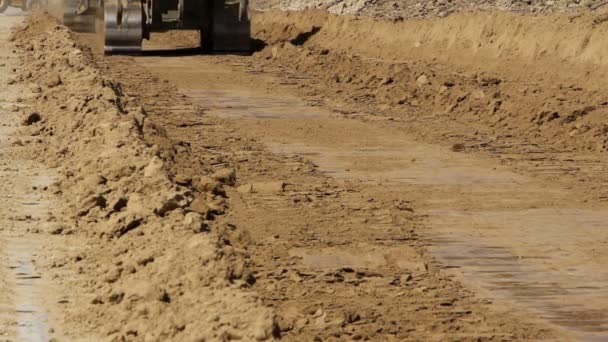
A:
[136, 56, 608, 340]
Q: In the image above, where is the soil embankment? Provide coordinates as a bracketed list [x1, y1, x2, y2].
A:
[0, 10, 55, 341]
[251, 9, 608, 157]
[6, 14, 276, 341]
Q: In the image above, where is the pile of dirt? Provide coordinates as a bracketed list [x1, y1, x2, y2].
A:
[9, 15, 276, 341]
[252, 0, 598, 20]
[250, 9, 608, 154]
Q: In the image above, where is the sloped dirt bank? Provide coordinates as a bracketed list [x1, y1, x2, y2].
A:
[251, 0, 595, 20]
[251, 9, 608, 156]
[234, 8, 608, 340]
[8, 15, 276, 341]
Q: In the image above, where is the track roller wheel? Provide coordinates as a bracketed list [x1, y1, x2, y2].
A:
[104, 0, 143, 53]
[201, 0, 251, 53]
[0, 0, 10, 13]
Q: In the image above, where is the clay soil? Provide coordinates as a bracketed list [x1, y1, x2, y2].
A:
[2, 2, 608, 342]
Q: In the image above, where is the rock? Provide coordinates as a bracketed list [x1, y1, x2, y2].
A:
[189, 195, 210, 217]
[174, 173, 192, 186]
[155, 195, 187, 217]
[212, 168, 236, 186]
[193, 176, 224, 195]
[143, 157, 164, 178]
[206, 199, 226, 215]
[416, 74, 429, 86]
[45, 73, 62, 88]
[23, 112, 41, 126]
[184, 212, 206, 232]
[6, 78, 16, 85]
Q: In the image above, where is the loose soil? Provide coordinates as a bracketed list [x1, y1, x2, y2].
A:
[3, 1, 608, 341]
[251, 0, 598, 20]
[6, 14, 276, 342]
[0, 10, 65, 342]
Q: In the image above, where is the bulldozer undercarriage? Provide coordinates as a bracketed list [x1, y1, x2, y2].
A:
[0, 0, 45, 13]
[62, 0, 250, 53]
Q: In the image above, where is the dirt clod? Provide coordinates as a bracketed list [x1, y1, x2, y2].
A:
[44, 73, 61, 87]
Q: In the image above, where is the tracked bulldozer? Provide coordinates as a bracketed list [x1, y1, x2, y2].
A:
[0, 0, 45, 13]
[62, 0, 250, 53]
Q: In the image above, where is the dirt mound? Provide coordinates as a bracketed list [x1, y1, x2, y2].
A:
[251, 9, 608, 154]
[252, 0, 597, 20]
[9, 15, 276, 341]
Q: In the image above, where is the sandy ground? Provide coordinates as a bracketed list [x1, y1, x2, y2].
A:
[5, 13, 276, 342]
[128, 37, 608, 340]
[0, 9, 56, 341]
[2, 3, 608, 342]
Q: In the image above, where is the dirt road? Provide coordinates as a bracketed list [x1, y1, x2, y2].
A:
[127, 51, 608, 340]
[48, 6, 607, 338]
[4, 5, 608, 341]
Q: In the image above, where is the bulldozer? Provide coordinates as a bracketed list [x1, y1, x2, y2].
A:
[0, 0, 46, 13]
[61, 0, 250, 53]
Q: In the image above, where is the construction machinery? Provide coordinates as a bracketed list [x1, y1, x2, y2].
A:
[61, 0, 250, 53]
[0, 0, 45, 13]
